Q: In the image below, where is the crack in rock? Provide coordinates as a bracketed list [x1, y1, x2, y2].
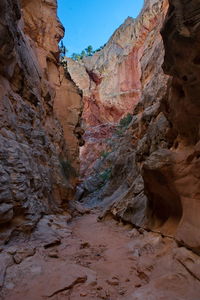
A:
[45, 276, 87, 298]
[177, 259, 200, 283]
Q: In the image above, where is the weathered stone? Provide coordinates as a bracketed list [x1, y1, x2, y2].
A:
[0, 253, 13, 288]
[13, 247, 36, 264]
[0, 0, 83, 243]
[0, 204, 13, 224]
[72, 0, 200, 256]
[68, 1, 168, 178]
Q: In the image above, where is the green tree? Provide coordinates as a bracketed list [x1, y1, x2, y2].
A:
[71, 44, 106, 61]
[80, 50, 86, 59]
[71, 53, 81, 61]
[59, 40, 68, 60]
[71, 50, 86, 61]
[85, 45, 93, 56]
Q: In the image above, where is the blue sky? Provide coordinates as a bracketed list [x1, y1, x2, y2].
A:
[57, 0, 144, 56]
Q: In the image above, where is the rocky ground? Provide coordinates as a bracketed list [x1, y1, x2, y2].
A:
[1, 1, 200, 299]
[1, 206, 200, 300]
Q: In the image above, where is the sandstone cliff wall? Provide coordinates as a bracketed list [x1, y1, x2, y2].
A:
[0, 0, 82, 242]
[67, 0, 169, 178]
[150, 0, 200, 252]
[77, 0, 169, 209]
[78, 0, 200, 254]
[68, 0, 168, 127]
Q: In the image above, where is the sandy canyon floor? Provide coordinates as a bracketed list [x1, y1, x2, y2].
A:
[1, 208, 200, 300]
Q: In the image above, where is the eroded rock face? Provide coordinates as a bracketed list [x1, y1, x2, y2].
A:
[68, 1, 168, 127]
[145, 0, 200, 252]
[79, 0, 200, 254]
[67, 0, 169, 178]
[77, 0, 169, 219]
[0, 0, 82, 242]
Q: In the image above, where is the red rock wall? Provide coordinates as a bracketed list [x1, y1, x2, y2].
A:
[0, 0, 82, 242]
[68, 1, 168, 128]
[67, 0, 169, 178]
[143, 0, 200, 253]
[84, 0, 200, 255]
[81, 1, 168, 126]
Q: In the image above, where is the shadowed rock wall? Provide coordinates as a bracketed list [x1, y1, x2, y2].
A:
[147, 0, 200, 252]
[76, 0, 169, 216]
[79, 0, 200, 254]
[0, 0, 82, 242]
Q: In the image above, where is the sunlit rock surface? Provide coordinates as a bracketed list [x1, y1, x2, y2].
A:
[0, 0, 82, 242]
[68, 0, 168, 126]
[68, 0, 168, 178]
[76, 0, 200, 255]
[1, 0, 200, 299]
[75, 0, 169, 212]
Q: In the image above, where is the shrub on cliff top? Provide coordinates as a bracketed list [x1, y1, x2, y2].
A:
[71, 44, 106, 61]
[59, 40, 68, 61]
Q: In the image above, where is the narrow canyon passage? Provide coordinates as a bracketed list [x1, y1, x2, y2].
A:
[1, 208, 200, 300]
[1, 0, 200, 299]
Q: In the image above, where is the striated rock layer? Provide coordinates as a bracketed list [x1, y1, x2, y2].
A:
[68, 0, 169, 126]
[76, 0, 200, 253]
[77, 0, 169, 206]
[151, 0, 200, 252]
[0, 0, 200, 299]
[68, 0, 169, 178]
[0, 0, 82, 243]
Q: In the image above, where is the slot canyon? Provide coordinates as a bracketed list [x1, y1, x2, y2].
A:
[0, 0, 200, 299]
